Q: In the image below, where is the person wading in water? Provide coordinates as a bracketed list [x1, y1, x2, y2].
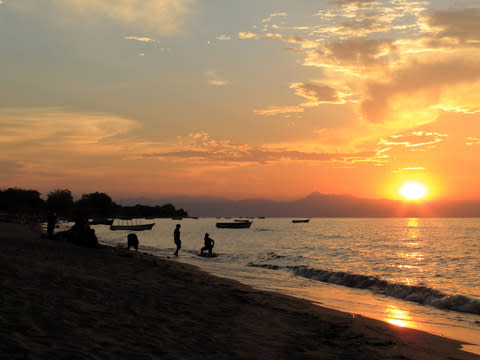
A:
[174, 224, 181, 256]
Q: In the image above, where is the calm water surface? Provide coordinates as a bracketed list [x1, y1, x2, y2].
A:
[93, 218, 480, 353]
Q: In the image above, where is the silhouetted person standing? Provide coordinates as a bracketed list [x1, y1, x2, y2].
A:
[47, 211, 57, 238]
[174, 224, 181, 256]
[200, 232, 215, 257]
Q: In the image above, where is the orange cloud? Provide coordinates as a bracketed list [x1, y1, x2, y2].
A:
[379, 131, 447, 148]
[361, 58, 480, 124]
[136, 131, 382, 165]
[0, 107, 140, 152]
[253, 106, 304, 116]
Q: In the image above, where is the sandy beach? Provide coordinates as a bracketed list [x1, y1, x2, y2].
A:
[1, 221, 479, 360]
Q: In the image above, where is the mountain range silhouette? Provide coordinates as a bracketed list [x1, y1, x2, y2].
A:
[118, 192, 480, 218]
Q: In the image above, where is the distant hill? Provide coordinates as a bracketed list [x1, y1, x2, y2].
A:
[118, 192, 480, 218]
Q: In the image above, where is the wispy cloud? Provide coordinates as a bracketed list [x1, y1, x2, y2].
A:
[238, 31, 257, 39]
[0, 107, 140, 151]
[135, 131, 381, 165]
[328, 0, 376, 6]
[379, 131, 447, 148]
[206, 70, 230, 86]
[262, 12, 288, 24]
[392, 167, 426, 173]
[253, 106, 304, 116]
[466, 137, 480, 146]
[124, 35, 157, 43]
[50, 0, 195, 35]
[216, 34, 231, 41]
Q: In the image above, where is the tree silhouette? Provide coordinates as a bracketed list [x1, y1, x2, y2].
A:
[47, 189, 74, 219]
[75, 192, 115, 218]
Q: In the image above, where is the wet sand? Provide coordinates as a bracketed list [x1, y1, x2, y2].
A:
[1, 221, 479, 359]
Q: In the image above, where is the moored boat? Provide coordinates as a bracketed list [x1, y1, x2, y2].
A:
[292, 219, 310, 223]
[89, 218, 114, 226]
[110, 218, 155, 231]
[216, 221, 252, 229]
[110, 223, 155, 231]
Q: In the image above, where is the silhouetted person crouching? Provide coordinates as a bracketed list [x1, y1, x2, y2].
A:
[127, 233, 139, 251]
[200, 233, 215, 257]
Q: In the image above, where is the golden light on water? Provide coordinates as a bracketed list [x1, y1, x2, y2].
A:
[384, 305, 414, 328]
[399, 182, 427, 200]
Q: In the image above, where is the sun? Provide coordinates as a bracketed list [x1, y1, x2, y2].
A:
[399, 182, 427, 200]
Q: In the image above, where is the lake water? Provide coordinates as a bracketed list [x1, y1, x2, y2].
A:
[92, 218, 480, 354]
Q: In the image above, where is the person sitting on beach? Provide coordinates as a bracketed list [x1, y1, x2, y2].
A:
[174, 224, 181, 256]
[200, 233, 215, 257]
[68, 216, 98, 247]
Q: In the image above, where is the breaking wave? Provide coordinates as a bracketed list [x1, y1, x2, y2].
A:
[248, 263, 480, 315]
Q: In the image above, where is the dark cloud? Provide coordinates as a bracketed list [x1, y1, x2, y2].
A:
[429, 9, 480, 43]
[324, 38, 395, 66]
[291, 82, 341, 105]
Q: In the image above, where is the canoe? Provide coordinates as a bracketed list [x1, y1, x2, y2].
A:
[216, 221, 252, 229]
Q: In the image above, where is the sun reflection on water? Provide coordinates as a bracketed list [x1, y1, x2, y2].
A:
[384, 305, 415, 328]
[396, 218, 425, 279]
[407, 218, 420, 240]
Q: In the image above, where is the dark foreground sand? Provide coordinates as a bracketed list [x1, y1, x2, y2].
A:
[1, 222, 479, 360]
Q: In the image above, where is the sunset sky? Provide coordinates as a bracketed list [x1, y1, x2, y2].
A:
[2, 0, 480, 201]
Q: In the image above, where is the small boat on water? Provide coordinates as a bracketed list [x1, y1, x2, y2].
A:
[110, 218, 155, 231]
[216, 221, 252, 229]
[292, 219, 310, 223]
[89, 218, 114, 226]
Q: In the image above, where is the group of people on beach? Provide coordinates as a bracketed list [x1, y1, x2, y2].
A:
[173, 224, 215, 257]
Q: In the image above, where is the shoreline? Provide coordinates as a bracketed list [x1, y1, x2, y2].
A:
[1, 221, 479, 359]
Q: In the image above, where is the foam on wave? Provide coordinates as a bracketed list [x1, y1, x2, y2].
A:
[247, 263, 480, 315]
